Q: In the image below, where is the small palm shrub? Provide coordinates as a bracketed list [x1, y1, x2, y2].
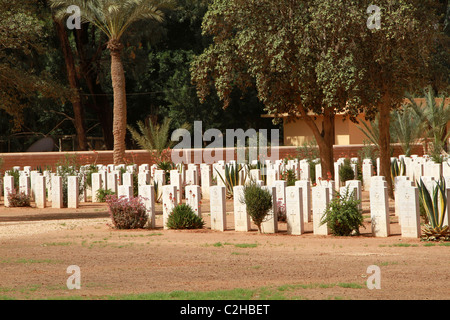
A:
[280, 169, 296, 186]
[320, 189, 364, 236]
[166, 203, 205, 229]
[106, 195, 148, 229]
[7, 189, 31, 207]
[96, 188, 115, 203]
[241, 183, 273, 233]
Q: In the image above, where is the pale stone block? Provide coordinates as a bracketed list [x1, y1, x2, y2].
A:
[286, 186, 304, 235]
[162, 185, 178, 230]
[312, 186, 330, 235]
[67, 176, 79, 209]
[106, 172, 118, 193]
[91, 173, 102, 203]
[261, 186, 278, 234]
[34, 175, 46, 208]
[369, 180, 390, 237]
[233, 185, 250, 231]
[19, 175, 30, 197]
[299, 160, 310, 181]
[139, 184, 155, 229]
[186, 185, 201, 217]
[3, 175, 14, 207]
[362, 159, 373, 191]
[209, 186, 227, 231]
[52, 176, 63, 208]
[295, 180, 312, 223]
[118, 185, 132, 200]
[398, 186, 421, 238]
[200, 166, 211, 199]
[170, 170, 183, 202]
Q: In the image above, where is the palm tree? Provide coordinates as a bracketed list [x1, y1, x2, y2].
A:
[50, 0, 174, 164]
[390, 105, 424, 157]
[127, 117, 190, 163]
[407, 88, 450, 161]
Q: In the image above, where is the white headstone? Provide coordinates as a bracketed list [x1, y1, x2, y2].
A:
[369, 176, 390, 237]
[312, 185, 330, 235]
[233, 185, 250, 231]
[295, 180, 312, 223]
[200, 166, 212, 199]
[67, 176, 79, 209]
[139, 185, 155, 229]
[285, 186, 304, 235]
[186, 185, 201, 217]
[118, 185, 133, 200]
[398, 185, 421, 238]
[210, 186, 227, 231]
[260, 186, 278, 233]
[362, 159, 373, 190]
[52, 176, 63, 208]
[3, 175, 14, 207]
[91, 173, 102, 203]
[19, 175, 30, 197]
[162, 185, 177, 230]
[35, 175, 46, 208]
[170, 170, 183, 202]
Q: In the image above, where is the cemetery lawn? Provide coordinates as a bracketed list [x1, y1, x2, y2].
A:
[0, 192, 449, 300]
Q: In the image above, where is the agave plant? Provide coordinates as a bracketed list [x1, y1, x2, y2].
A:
[215, 163, 248, 199]
[416, 177, 450, 241]
[390, 158, 406, 185]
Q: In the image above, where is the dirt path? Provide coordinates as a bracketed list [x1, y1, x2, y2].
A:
[0, 193, 449, 300]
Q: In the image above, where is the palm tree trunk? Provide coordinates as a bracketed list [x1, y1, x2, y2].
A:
[108, 39, 127, 165]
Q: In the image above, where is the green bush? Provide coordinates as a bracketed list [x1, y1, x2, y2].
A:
[166, 204, 205, 230]
[339, 158, 355, 183]
[96, 188, 115, 203]
[320, 189, 364, 236]
[241, 183, 273, 233]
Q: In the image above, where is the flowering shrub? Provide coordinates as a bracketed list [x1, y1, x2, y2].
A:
[7, 189, 31, 207]
[277, 198, 286, 222]
[105, 195, 148, 229]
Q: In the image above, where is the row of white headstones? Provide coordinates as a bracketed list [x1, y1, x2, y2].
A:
[1, 156, 449, 237]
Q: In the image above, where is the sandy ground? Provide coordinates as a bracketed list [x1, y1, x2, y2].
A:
[0, 191, 449, 300]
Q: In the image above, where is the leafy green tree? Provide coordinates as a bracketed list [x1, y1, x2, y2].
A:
[0, 0, 67, 131]
[50, 0, 175, 164]
[191, 0, 375, 178]
[360, 0, 442, 198]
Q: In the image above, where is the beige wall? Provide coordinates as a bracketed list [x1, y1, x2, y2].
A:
[284, 113, 371, 146]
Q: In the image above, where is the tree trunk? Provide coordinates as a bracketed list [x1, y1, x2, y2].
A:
[53, 17, 87, 151]
[74, 27, 114, 150]
[108, 39, 127, 165]
[378, 97, 394, 199]
[299, 107, 335, 180]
